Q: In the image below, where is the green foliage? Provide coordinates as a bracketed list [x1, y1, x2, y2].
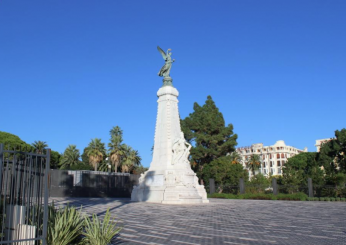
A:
[82, 209, 122, 245]
[132, 165, 148, 175]
[86, 138, 107, 171]
[50, 150, 61, 169]
[246, 154, 261, 176]
[62, 162, 93, 171]
[181, 96, 238, 183]
[81, 147, 90, 165]
[209, 192, 308, 201]
[32, 140, 48, 154]
[246, 174, 270, 194]
[59, 145, 81, 169]
[121, 145, 141, 173]
[317, 128, 346, 183]
[203, 156, 248, 193]
[108, 126, 126, 173]
[47, 204, 84, 245]
[0, 131, 32, 150]
[283, 152, 323, 185]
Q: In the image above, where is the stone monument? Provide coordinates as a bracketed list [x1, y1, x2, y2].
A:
[131, 47, 209, 204]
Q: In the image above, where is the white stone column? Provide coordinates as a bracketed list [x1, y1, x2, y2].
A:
[131, 82, 209, 204]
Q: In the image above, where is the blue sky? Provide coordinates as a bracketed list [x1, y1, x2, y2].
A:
[0, 0, 345, 167]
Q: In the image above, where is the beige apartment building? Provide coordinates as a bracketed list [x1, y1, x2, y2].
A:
[236, 140, 308, 178]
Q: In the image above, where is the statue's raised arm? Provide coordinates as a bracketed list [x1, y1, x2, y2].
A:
[157, 46, 175, 78]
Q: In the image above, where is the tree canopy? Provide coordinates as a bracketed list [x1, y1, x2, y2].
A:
[203, 156, 248, 193]
[181, 96, 238, 183]
[0, 131, 32, 150]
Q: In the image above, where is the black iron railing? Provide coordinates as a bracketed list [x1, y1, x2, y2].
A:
[0, 144, 50, 245]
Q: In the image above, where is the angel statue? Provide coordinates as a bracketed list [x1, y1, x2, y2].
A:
[157, 46, 175, 78]
[172, 132, 192, 167]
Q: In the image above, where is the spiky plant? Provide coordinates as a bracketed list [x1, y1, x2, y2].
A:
[82, 209, 122, 245]
[47, 204, 84, 245]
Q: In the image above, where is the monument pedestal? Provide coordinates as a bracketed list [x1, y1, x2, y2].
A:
[131, 80, 209, 204]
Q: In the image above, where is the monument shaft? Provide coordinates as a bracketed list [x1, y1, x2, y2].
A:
[131, 79, 209, 204]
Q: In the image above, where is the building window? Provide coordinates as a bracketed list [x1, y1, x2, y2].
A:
[278, 168, 282, 174]
[277, 161, 281, 167]
[270, 161, 273, 167]
[281, 153, 285, 158]
[269, 154, 272, 159]
[277, 153, 280, 159]
[282, 160, 285, 165]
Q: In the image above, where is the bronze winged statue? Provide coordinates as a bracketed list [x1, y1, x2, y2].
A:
[157, 46, 175, 78]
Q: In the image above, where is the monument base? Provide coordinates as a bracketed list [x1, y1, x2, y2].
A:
[131, 170, 209, 204]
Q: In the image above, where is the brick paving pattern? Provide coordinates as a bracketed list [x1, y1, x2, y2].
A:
[50, 198, 346, 245]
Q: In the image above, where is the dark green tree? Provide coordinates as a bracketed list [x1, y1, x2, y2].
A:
[318, 128, 346, 177]
[0, 131, 32, 150]
[50, 150, 61, 169]
[282, 152, 324, 187]
[181, 96, 238, 184]
[203, 156, 248, 193]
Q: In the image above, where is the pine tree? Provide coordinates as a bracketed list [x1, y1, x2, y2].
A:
[181, 95, 238, 184]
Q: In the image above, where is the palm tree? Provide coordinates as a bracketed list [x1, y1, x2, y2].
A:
[108, 126, 125, 173]
[121, 145, 141, 173]
[86, 138, 106, 171]
[32, 141, 48, 154]
[229, 151, 242, 164]
[246, 154, 261, 176]
[59, 145, 80, 169]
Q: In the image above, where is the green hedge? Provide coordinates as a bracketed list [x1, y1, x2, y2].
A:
[208, 193, 346, 201]
[208, 193, 308, 201]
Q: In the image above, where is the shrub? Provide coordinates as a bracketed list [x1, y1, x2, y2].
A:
[209, 192, 308, 201]
[47, 204, 84, 245]
[314, 197, 319, 201]
[82, 209, 122, 245]
[276, 193, 307, 201]
[330, 197, 335, 201]
[324, 197, 330, 201]
[341, 198, 346, 202]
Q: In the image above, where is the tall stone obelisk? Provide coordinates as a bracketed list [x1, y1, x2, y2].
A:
[131, 47, 209, 204]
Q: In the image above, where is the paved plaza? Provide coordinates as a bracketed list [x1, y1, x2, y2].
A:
[50, 198, 346, 245]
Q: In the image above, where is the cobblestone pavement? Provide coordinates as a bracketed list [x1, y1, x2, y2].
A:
[50, 198, 346, 245]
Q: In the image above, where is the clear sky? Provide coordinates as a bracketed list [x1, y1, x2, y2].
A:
[0, 0, 345, 167]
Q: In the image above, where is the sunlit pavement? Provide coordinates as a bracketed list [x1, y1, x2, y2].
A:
[50, 198, 346, 245]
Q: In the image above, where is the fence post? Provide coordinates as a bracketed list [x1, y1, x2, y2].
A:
[209, 178, 215, 195]
[239, 178, 245, 194]
[308, 178, 313, 197]
[272, 178, 278, 195]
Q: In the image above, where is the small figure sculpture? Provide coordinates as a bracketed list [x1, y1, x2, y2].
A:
[172, 132, 192, 166]
[157, 46, 175, 78]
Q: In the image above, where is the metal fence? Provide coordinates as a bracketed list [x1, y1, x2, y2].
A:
[209, 178, 346, 198]
[0, 144, 50, 245]
[49, 170, 139, 198]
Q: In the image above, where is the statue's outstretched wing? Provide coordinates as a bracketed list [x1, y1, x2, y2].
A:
[157, 46, 167, 60]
